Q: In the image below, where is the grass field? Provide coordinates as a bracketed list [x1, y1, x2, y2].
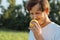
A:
[0, 30, 29, 40]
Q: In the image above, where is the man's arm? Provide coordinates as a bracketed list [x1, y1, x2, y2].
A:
[29, 23, 44, 40]
[33, 31, 44, 40]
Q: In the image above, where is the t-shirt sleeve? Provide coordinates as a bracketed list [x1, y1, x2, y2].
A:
[28, 30, 36, 40]
[54, 30, 60, 40]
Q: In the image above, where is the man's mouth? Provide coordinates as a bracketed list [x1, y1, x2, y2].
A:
[36, 18, 40, 20]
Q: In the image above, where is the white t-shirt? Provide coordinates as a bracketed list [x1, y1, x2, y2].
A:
[28, 22, 60, 40]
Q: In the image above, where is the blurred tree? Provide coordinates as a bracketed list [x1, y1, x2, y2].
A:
[7, 0, 15, 7]
[49, 0, 60, 25]
[0, 0, 1, 4]
[22, 0, 31, 30]
[1, 0, 29, 30]
[3, 0, 16, 19]
[0, 0, 16, 29]
[0, 0, 6, 28]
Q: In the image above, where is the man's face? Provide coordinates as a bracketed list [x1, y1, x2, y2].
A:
[30, 3, 48, 25]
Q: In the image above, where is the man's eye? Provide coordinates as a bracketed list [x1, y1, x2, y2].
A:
[36, 13, 39, 14]
[30, 13, 33, 15]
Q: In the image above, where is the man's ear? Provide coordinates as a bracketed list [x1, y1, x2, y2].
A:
[45, 8, 49, 15]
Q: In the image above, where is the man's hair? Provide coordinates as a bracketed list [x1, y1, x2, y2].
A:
[26, 0, 50, 12]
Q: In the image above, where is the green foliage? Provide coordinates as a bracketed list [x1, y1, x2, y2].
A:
[1, 5, 30, 30]
[0, 0, 1, 4]
[7, 0, 16, 7]
[49, 0, 60, 25]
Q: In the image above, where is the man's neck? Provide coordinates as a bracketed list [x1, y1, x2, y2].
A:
[40, 19, 51, 28]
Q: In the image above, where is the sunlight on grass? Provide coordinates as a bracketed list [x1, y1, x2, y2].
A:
[0, 30, 29, 40]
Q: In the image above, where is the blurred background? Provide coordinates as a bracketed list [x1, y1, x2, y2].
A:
[0, 0, 60, 40]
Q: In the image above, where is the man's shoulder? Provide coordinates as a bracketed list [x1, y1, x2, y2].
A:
[44, 22, 60, 32]
[49, 22, 60, 28]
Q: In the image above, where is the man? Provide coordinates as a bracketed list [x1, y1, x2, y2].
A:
[26, 0, 60, 40]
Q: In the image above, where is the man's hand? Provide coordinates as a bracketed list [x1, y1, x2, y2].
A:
[29, 20, 44, 40]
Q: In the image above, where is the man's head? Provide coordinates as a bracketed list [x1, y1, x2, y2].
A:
[26, 0, 51, 26]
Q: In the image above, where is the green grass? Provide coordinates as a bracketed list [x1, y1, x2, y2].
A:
[0, 30, 29, 40]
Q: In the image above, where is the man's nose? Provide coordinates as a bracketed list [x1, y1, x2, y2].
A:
[33, 15, 36, 19]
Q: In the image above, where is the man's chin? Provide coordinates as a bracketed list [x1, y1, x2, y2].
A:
[39, 22, 44, 25]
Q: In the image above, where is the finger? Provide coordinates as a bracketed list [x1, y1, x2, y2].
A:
[32, 22, 41, 30]
[29, 27, 37, 33]
[29, 27, 35, 33]
[31, 27, 39, 33]
[33, 22, 42, 33]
